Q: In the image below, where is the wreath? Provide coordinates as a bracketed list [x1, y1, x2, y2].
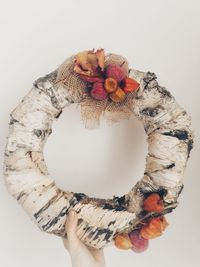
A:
[3, 49, 194, 253]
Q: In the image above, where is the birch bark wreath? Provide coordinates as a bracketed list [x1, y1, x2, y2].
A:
[4, 49, 194, 252]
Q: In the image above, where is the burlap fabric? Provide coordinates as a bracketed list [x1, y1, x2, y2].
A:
[55, 53, 138, 129]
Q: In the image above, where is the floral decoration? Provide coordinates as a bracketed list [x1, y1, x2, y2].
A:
[73, 49, 140, 103]
[114, 193, 169, 253]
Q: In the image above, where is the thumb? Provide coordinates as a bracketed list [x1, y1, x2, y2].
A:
[65, 210, 82, 252]
[65, 210, 78, 235]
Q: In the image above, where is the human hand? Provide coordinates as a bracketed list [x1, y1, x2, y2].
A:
[62, 210, 106, 267]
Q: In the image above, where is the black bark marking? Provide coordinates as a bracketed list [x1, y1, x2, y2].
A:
[102, 199, 127, 211]
[108, 220, 116, 227]
[42, 206, 68, 231]
[50, 94, 60, 108]
[115, 205, 126, 211]
[141, 186, 168, 199]
[163, 130, 188, 140]
[69, 197, 78, 207]
[34, 193, 65, 219]
[165, 163, 175, 169]
[141, 107, 160, 117]
[177, 184, 184, 197]
[81, 225, 91, 237]
[102, 229, 114, 241]
[102, 203, 113, 210]
[48, 128, 52, 135]
[73, 192, 88, 202]
[157, 86, 172, 98]
[88, 229, 96, 239]
[112, 195, 129, 210]
[83, 225, 91, 231]
[92, 228, 113, 241]
[113, 195, 126, 205]
[187, 139, 194, 158]
[55, 110, 63, 119]
[157, 188, 168, 198]
[34, 73, 62, 110]
[34, 129, 43, 137]
[69, 193, 88, 207]
[143, 72, 157, 86]
[17, 191, 27, 201]
[144, 124, 150, 133]
[33, 128, 52, 138]
[9, 118, 19, 125]
[77, 218, 84, 225]
[143, 72, 172, 98]
[34, 70, 58, 86]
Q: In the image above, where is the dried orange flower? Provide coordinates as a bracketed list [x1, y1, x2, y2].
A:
[140, 216, 168, 239]
[104, 77, 118, 93]
[74, 49, 105, 77]
[109, 87, 126, 103]
[95, 48, 105, 70]
[123, 77, 140, 93]
[114, 233, 132, 250]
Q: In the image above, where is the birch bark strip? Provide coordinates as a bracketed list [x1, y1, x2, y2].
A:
[3, 62, 193, 248]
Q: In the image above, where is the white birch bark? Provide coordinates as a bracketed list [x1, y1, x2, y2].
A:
[3, 62, 193, 248]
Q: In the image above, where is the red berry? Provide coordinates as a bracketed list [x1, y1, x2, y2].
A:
[106, 64, 126, 82]
[123, 77, 140, 93]
[129, 230, 149, 253]
[90, 82, 108, 100]
[143, 193, 164, 213]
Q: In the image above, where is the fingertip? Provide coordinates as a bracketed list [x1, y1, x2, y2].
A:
[65, 209, 78, 234]
[69, 209, 76, 221]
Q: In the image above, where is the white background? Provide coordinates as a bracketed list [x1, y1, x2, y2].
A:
[0, 0, 200, 267]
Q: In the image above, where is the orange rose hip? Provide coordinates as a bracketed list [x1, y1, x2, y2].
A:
[104, 77, 118, 93]
[114, 233, 132, 250]
[143, 193, 164, 213]
[123, 77, 140, 93]
[109, 87, 126, 103]
[140, 216, 168, 239]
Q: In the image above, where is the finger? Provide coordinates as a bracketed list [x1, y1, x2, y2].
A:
[65, 210, 83, 252]
[62, 236, 69, 250]
[65, 210, 96, 261]
[89, 247, 105, 265]
[65, 209, 78, 237]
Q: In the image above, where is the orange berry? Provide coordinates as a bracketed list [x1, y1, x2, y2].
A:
[109, 87, 126, 103]
[114, 233, 132, 250]
[123, 77, 140, 93]
[140, 216, 168, 239]
[104, 77, 118, 93]
[143, 193, 164, 213]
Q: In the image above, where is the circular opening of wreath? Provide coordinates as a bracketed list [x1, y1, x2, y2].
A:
[45, 106, 147, 200]
[4, 48, 193, 252]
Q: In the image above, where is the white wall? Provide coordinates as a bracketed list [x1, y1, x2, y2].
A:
[0, 0, 199, 266]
